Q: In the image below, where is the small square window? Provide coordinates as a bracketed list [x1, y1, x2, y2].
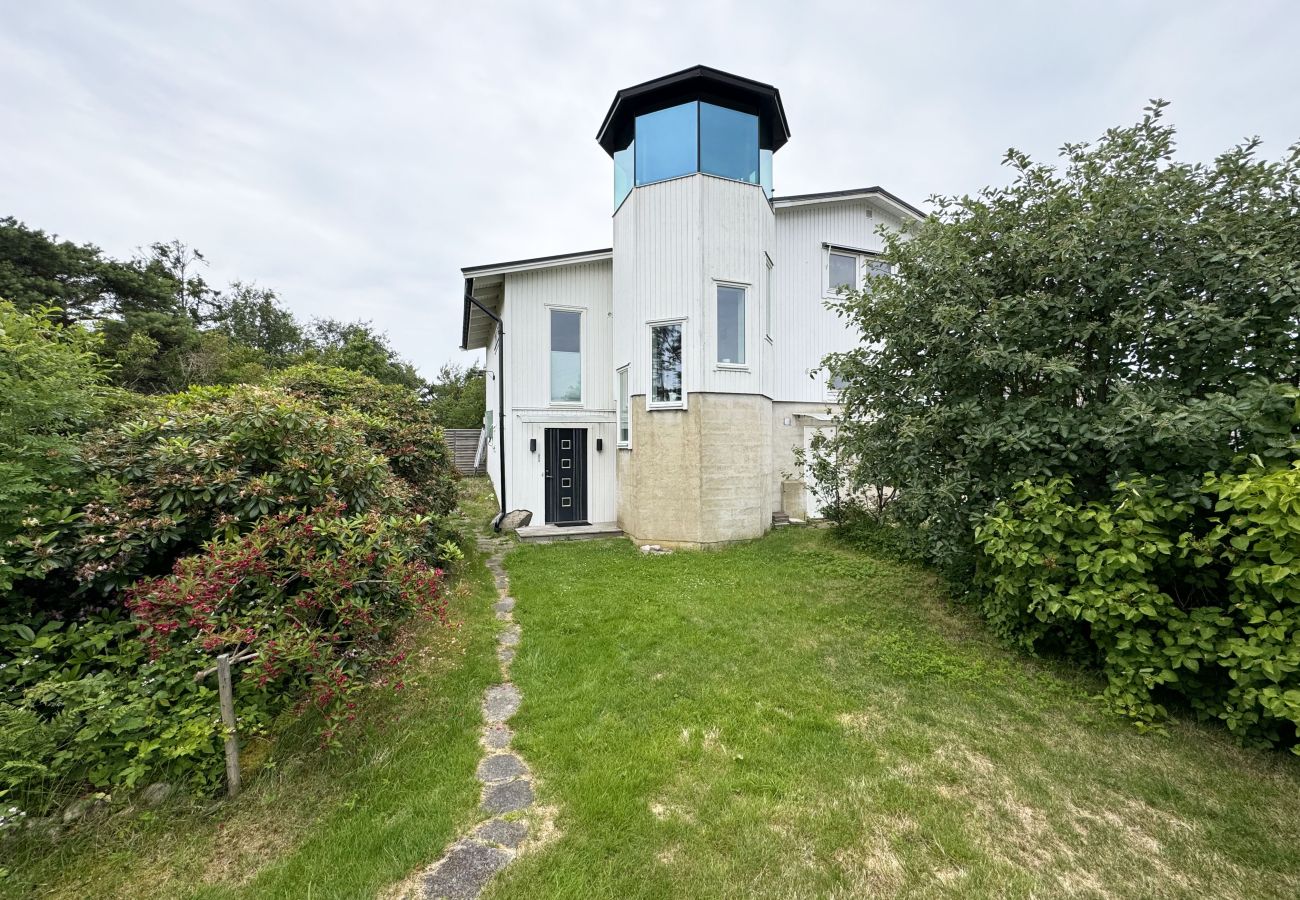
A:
[561, 498, 572, 507]
[561, 477, 571, 488]
[561, 439, 571, 450]
[562, 459, 571, 469]
[829, 252, 858, 293]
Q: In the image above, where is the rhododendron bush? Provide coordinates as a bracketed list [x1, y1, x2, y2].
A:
[1, 313, 460, 812]
[126, 506, 448, 753]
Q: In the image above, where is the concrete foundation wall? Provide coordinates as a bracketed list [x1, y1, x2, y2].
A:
[618, 392, 774, 548]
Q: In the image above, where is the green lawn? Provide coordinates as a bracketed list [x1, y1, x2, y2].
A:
[2, 480, 503, 900]
[490, 528, 1300, 899]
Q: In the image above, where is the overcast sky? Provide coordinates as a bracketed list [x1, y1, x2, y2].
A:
[4, 1, 1298, 378]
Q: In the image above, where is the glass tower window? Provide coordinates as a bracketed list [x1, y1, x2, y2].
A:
[614, 137, 635, 208]
[617, 100, 772, 204]
[700, 102, 758, 182]
[550, 309, 582, 403]
[635, 102, 698, 185]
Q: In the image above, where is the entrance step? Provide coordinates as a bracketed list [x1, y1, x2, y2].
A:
[516, 522, 624, 543]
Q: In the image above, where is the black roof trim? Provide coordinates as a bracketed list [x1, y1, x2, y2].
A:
[773, 186, 926, 219]
[596, 65, 790, 156]
[461, 247, 613, 276]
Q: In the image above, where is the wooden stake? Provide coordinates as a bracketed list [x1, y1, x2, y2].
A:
[216, 653, 241, 798]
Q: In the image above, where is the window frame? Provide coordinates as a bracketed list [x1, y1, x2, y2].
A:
[647, 318, 687, 410]
[825, 249, 861, 297]
[824, 244, 892, 298]
[547, 305, 585, 407]
[616, 365, 631, 447]
[714, 280, 748, 369]
[764, 253, 774, 343]
[826, 369, 850, 403]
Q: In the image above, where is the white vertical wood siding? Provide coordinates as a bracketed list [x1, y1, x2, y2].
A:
[613, 174, 776, 402]
[770, 199, 903, 402]
[500, 260, 618, 523]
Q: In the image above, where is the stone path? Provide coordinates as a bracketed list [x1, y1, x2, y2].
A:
[412, 535, 538, 900]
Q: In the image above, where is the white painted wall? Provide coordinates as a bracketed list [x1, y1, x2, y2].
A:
[499, 260, 618, 523]
[771, 198, 904, 402]
[612, 174, 777, 407]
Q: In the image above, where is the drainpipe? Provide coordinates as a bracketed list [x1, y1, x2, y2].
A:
[464, 280, 507, 530]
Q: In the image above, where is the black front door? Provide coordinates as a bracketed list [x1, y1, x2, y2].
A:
[544, 428, 588, 525]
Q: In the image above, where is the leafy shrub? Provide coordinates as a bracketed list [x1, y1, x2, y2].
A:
[0, 614, 222, 806]
[976, 459, 1300, 751]
[271, 364, 457, 518]
[1, 506, 447, 810]
[0, 303, 109, 593]
[8, 384, 399, 603]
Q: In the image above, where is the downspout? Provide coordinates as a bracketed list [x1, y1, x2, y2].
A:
[464, 279, 508, 530]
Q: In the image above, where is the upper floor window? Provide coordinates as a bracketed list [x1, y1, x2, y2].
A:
[650, 321, 683, 407]
[765, 255, 773, 339]
[826, 247, 894, 296]
[828, 251, 859, 294]
[716, 284, 746, 366]
[550, 309, 582, 403]
[828, 372, 850, 401]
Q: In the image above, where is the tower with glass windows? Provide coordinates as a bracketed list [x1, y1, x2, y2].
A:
[598, 66, 790, 547]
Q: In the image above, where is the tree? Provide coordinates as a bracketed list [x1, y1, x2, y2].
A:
[826, 102, 1300, 577]
[212, 281, 303, 364]
[425, 363, 486, 428]
[300, 318, 427, 392]
[0, 217, 178, 324]
[146, 239, 217, 323]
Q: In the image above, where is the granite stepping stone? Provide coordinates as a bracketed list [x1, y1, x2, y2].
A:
[482, 723, 513, 750]
[477, 753, 527, 784]
[482, 779, 534, 815]
[471, 817, 530, 849]
[498, 625, 521, 647]
[420, 841, 512, 899]
[483, 684, 521, 723]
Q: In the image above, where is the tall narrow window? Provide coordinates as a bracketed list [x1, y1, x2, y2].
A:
[650, 322, 683, 406]
[550, 309, 581, 403]
[716, 285, 746, 365]
[617, 367, 630, 445]
[829, 251, 859, 293]
[765, 255, 773, 339]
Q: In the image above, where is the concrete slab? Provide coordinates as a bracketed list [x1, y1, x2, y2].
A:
[516, 522, 623, 543]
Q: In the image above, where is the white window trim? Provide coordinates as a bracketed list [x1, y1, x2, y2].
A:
[764, 253, 774, 343]
[825, 367, 851, 403]
[824, 248, 862, 298]
[713, 279, 750, 370]
[824, 244, 891, 298]
[616, 364, 631, 447]
[547, 305, 585, 408]
[647, 317, 687, 410]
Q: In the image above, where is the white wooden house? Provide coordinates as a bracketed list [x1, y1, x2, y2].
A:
[460, 65, 921, 547]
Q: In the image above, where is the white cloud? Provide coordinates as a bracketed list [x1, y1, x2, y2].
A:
[3, 0, 1297, 377]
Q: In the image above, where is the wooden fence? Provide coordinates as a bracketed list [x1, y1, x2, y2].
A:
[445, 428, 485, 475]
